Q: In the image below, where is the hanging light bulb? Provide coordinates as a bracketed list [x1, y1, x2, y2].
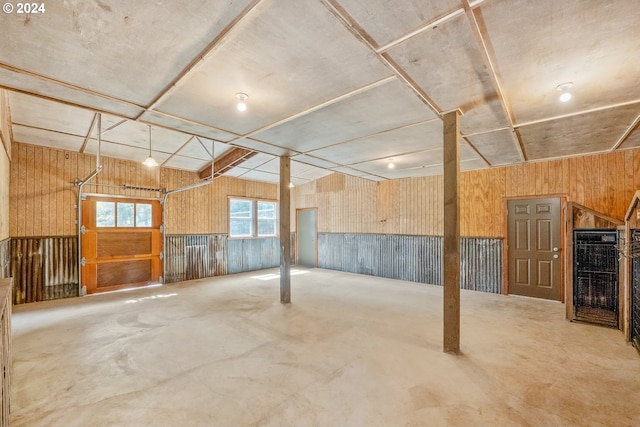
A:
[142, 125, 159, 167]
[236, 93, 248, 112]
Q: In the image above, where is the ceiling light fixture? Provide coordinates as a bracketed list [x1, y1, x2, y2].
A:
[288, 182, 295, 188]
[556, 82, 573, 103]
[236, 93, 248, 112]
[142, 125, 159, 167]
[388, 162, 395, 169]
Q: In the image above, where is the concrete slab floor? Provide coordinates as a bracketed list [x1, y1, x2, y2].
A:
[10, 268, 640, 427]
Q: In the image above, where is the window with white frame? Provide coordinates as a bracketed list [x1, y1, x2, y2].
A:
[229, 198, 278, 238]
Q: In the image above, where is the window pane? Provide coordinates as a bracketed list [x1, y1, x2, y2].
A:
[258, 219, 276, 236]
[257, 201, 276, 219]
[96, 202, 115, 227]
[117, 203, 135, 227]
[136, 203, 152, 227]
[230, 219, 252, 237]
[230, 199, 253, 218]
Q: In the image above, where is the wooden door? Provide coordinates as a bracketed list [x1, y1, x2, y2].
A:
[297, 208, 317, 267]
[508, 197, 562, 300]
[81, 196, 162, 294]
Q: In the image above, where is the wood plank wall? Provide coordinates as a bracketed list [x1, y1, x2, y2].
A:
[162, 171, 278, 235]
[0, 90, 9, 241]
[0, 145, 8, 241]
[10, 142, 277, 237]
[293, 149, 640, 238]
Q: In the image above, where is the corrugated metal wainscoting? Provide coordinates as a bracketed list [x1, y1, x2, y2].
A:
[164, 235, 227, 283]
[0, 239, 9, 279]
[318, 233, 503, 294]
[165, 234, 296, 283]
[11, 237, 79, 304]
[227, 238, 280, 274]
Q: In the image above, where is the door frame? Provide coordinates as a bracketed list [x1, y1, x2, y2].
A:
[503, 194, 567, 302]
[296, 208, 318, 267]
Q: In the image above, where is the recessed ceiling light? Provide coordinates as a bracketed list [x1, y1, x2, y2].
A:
[388, 162, 395, 169]
[236, 93, 248, 112]
[556, 82, 573, 103]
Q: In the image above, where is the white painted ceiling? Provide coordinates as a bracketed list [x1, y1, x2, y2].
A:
[1, 0, 639, 185]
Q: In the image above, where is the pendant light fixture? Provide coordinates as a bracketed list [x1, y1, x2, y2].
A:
[142, 125, 159, 167]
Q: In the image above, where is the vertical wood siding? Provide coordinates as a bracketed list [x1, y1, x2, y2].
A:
[10, 142, 161, 237]
[162, 171, 278, 235]
[0, 135, 8, 241]
[9, 142, 277, 237]
[318, 233, 502, 293]
[294, 149, 640, 238]
[11, 236, 78, 304]
[0, 239, 8, 279]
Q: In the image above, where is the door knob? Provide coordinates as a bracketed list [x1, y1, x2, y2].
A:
[553, 254, 559, 259]
[553, 247, 560, 252]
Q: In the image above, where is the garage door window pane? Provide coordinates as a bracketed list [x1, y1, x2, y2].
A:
[136, 204, 152, 227]
[96, 202, 115, 227]
[117, 203, 135, 227]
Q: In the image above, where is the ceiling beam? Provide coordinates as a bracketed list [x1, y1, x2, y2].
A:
[0, 89, 13, 159]
[0, 61, 144, 114]
[610, 113, 640, 152]
[198, 147, 257, 179]
[460, 0, 526, 162]
[161, 136, 195, 167]
[514, 99, 640, 129]
[376, 8, 465, 54]
[321, 0, 442, 115]
[79, 113, 98, 154]
[304, 118, 440, 155]
[462, 137, 492, 166]
[238, 76, 395, 142]
[138, 0, 265, 120]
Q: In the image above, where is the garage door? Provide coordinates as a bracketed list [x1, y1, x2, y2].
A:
[81, 196, 162, 294]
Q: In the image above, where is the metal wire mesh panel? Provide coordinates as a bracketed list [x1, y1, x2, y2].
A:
[573, 230, 619, 328]
[632, 230, 640, 350]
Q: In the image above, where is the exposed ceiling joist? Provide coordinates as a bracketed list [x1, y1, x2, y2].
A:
[79, 113, 98, 154]
[461, 0, 526, 162]
[161, 136, 196, 167]
[611, 113, 640, 152]
[0, 61, 143, 114]
[515, 99, 640, 129]
[137, 0, 265, 119]
[321, 0, 442, 115]
[376, 8, 465, 54]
